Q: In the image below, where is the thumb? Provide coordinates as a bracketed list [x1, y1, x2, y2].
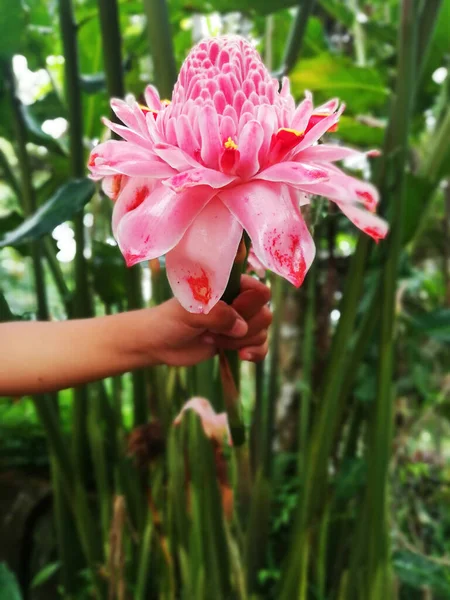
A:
[187, 301, 248, 338]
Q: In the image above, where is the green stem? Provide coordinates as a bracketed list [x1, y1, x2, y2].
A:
[277, 0, 316, 77]
[58, 0, 93, 491]
[364, 4, 419, 597]
[142, 0, 177, 98]
[96, 0, 148, 425]
[298, 264, 316, 476]
[349, 0, 366, 66]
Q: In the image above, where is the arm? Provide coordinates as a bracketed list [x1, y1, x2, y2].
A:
[0, 276, 271, 396]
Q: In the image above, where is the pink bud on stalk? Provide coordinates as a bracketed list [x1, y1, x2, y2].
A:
[88, 35, 387, 313]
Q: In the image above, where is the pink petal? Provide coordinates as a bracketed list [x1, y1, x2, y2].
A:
[153, 143, 200, 170]
[236, 120, 264, 179]
[336, 202, 388, 241]
[101, 174, 128, 200]
[199, 104, 221, 168]
[166, 197, 243, 313]
[88, 140, 175, 179]
[110, 97, 148, 138]
[101, 117, 151, 147]
[297, 144, 373, 163]
[254, 161, 329, 186]
[144, 84, 162, 111]
[294, 104, 345, 153]
[114, 182, 216, 266]
[164, 167, 236, 192]
[219, 181, 315, 287]
[175, 114, 200, 157]
[290, 96, 314, 132]
[174, 397, 231, 444]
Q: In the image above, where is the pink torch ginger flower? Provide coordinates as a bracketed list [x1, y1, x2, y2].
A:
[88, 36, 387, 313]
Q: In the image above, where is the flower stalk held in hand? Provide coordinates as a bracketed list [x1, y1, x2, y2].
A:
[88, 35, 387, 312]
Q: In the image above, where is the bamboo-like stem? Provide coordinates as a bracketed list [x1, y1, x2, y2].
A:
[58, 0, 93, 496]
[349, 0, 366, 66]
[96, 0, 147, 425]
[298, 264, 316, 476]
[277, 0, 316, 77]
[263, 275, 284, 475]
[417, 0, 443, 80]
[142, 0, 177, 99]
[364, 4, 418, 596]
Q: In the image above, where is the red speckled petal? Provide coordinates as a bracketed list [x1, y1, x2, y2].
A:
[254, 161, 329, 186]
[335, 202, 388, 242]
[219, 181, 315, 287]
[164, 167, 236, 192]
[166, 197, 243, 313]
[114, 181, 216, 266]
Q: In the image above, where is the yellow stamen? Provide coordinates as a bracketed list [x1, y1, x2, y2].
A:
[161, 99, 172, 106]
[139, 104, 158, 115]
[224, 137, 238, 150]
[278, 127, 304, 136]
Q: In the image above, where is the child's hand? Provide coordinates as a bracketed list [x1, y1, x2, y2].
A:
[147, 275, 272, 367]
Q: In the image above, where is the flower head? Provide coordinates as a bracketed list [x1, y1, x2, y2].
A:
[88, 35, 387, 313]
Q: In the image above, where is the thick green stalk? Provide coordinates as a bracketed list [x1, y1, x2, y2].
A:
[143, 0, 177, 99]
[277, 0, 316, 77]
[58, 0, 93, 496]
[262, 275, 284, 475]
[349, 0, 366, 65]
[298, 264, 316, 476]
[417, 0, 443, 81]
[364, 4, 419, 597]
[96, 0, 147, 425]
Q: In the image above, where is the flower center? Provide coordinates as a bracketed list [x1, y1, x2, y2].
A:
[224, 137, 238, 150]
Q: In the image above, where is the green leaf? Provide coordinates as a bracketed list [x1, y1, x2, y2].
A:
[393, 550, 450, 597]
[91, 241, 126, 306]
[0, 563, 23, 600]
[179, 0, 298, 14]
[407, 309, 450, 343]
[0, 212, 23, 237]
[290, 53, 389, 114]
[337, 115, 385, 147]
[30, 562, 60, 589]
[0, 179, 95, 248]
[0, 1, 26, 58]
[21, 105, 66, 156]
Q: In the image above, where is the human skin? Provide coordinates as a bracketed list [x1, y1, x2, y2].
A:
[0, 275, 271, 396]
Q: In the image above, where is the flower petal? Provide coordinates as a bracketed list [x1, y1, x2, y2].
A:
[102, 117, 151, 147]
[198, 104, 221, 168]
[115, 182, 216, 266]
[236, 120, 264, 180]
[254, 161, 329, 186]
[110, 97, 148, 138]
[144, 84, 162, 111]
[297, 144, 377, 163]
[164, 167, 236, 192]
[219, 181, 315, 287]
[153, 142, 200, 170]
[88, 140, 175, 179]
[335, 202, 388, 241]
[166, 197, 243, 313]
[294, 104, 345, 153]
